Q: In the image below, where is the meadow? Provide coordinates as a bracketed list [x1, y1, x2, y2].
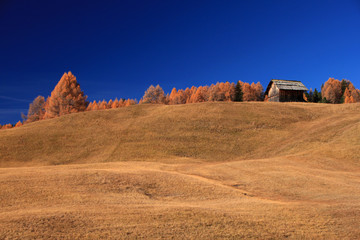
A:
[0, 102, 359, 239]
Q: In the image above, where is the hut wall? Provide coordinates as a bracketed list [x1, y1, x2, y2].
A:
[279, 90, 305, 102]
[268, 83, 280, 102]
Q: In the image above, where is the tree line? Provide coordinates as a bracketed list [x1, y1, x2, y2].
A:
[140, 81, 263, 104]
[0, 72, 359, 130]
[305, 78, 360, 104]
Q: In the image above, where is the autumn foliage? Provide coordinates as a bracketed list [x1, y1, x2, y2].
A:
[159, 81, 263, 105]
[26, 95, 46, 123]
[343, 81, 360, 103]
[44, 72, 88, 118]
[321, 78, 343, 104]
[142, 85, 166, 104]
[320, 78, 360, 104]
[2, 72, 359, 131]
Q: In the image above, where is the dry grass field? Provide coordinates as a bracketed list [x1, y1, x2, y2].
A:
[0, 102, 359, 239]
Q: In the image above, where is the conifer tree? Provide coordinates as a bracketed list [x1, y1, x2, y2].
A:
[27, 95, 46, 122]
[86, 102, 93, 111]
[142, 85, 165, 104]
[15, 121, 22, 127]
[107, 99, 113, 109]
[322, 78, 342, 104]
[254, 82, 263, 101]
[343, 82, 360, 103]
[341, 79, 349, 95]
[169, 88, 179, 104]
[118, 99, 125, 107]
[91, 101, 99, 111]
[111, 98, 119, 108]
[308, 89, 314, 102]
[3, 124, 12, 129]
[234, 81, 243, 101]
[99, 100, 107, 109]
[313, 88, 320, 103]
[44, 72, 88, 118]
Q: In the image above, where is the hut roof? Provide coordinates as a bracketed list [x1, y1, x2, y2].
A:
[264, 79, 308, 95]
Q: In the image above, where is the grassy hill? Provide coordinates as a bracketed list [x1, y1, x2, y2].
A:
[1, 102, 360, 239]
[1, 102, 359, 167]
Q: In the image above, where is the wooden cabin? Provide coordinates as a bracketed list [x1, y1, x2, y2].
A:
[264, 79, 308, 102]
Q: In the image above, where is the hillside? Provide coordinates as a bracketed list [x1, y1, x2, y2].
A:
[1, 102, 359, 167]
[1, 102, 360, 239]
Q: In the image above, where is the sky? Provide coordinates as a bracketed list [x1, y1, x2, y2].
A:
[0, 0, 359, 124]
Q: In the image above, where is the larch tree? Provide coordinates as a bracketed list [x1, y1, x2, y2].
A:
[223, 82, 235, 101]
[44, 71, 88, 118]
[164, 93, 170, 105]
[190, 86, 209, 103]
[26, 95, 46, 123]
[184, 86, 195, 104]
[186, 86, 197, 103]
[99, 100, 107, 109]
[86, 102, 93, 111]
[107, 99, 113, 109]
[208, 84, 218, 101]
[169, 88, 181, 104]
[254, 82, 263, 101]
[177, 90, 186, 104]
[91, 101, 99, 111]
[15, 121, 22, 127]
[142, 85, 165, 104]
[344, 82, 360, 103]
[241, 82, 252, 101]
[111, 98, 119, 108]
[125, 99, 137, 106]
[118, 99, 125, 107]
[322, 78, 342, 104]
[3, 124, 12, 129]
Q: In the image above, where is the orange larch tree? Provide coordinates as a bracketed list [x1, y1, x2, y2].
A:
[241, 82, 252, 101]
[111, 98, 119, 108]
[2, 124, 12, 129]
[44, 71, 88, 118]
[142, 85, 165, 104]
[190, 86, 209, 103]
[124, 99, 137, 106]
[86, 102, 93, 111]
[322, 78, 342, 103]
[91, 101, 99, 111]
[14, 121, 22, 127]
[26, 95, 46, 123]
[99, 100, 107, 109]
[118, 99, 125, 107]
[169, 88, 180, 104]
[344, 83, 360, 103]
[254, 82, 263, 101]
[107, 99, 113, 109]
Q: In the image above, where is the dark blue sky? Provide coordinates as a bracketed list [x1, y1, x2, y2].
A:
[1, 0, 359, 124]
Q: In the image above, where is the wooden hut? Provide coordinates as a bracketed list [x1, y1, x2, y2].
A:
[264, 79, 308, 102]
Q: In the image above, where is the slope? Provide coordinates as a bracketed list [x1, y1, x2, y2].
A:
[0, 102, 359, 167]
[1, 102, 360, 239]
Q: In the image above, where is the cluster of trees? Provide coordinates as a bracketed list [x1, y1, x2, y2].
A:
[1, 71, 138, 130]
[0, 122, 22, 130]
[86, 98, 137, 111]
[305, 78, 360, 104]
[140, 81, 263, 104]
[23, 72, 138, 123]
[1, 73, 359, 131]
